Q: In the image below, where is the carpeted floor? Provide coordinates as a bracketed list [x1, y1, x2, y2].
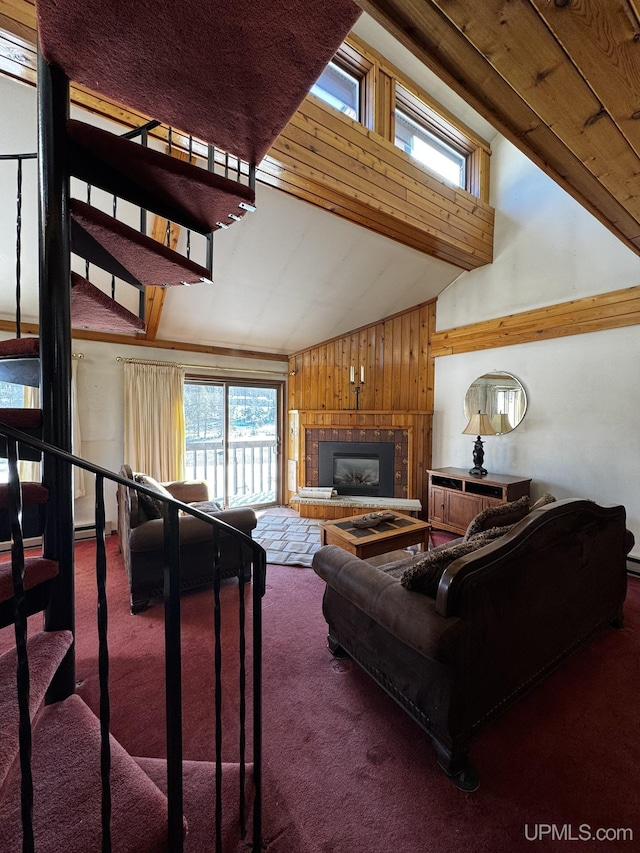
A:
[253, 508, 322, 567]
[3, 540, 639, 852]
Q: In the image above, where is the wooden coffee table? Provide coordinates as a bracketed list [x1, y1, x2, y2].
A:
[319, 512, 430, 560]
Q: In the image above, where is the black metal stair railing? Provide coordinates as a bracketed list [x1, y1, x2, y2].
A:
[1, 421, 265, 853]
[0, 152, 38, 342]
[80, 117, 257, 295]
[2, 122, 256, 340]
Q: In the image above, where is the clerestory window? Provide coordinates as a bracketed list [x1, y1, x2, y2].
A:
[311, 59, 361, 121]
[394, 108, 467, 188]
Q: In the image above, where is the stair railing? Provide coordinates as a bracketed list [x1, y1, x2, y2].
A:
[1, 420, 265, 853]
[0, 153, 38, 340]
[77, 117, 256, 305]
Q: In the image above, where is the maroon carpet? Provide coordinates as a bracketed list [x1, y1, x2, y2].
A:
[2, 540, 639, 852]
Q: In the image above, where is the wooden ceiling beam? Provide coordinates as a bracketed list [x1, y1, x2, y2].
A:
[428, 1, 640, 218]
[356, 0, 640, 253]
[528, 0, 640, 160]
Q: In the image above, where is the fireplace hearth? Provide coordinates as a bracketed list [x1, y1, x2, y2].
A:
[318, 441, 395, 497]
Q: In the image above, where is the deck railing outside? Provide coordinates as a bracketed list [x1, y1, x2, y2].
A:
[185, 437, 278, 506]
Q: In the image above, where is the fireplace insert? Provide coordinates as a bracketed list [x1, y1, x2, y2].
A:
[318, 441, 395, 497]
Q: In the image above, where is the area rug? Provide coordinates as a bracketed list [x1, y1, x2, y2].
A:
[253, 509, 322, 567]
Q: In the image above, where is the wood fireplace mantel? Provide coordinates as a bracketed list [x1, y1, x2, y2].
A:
[287, 409, 432, 518]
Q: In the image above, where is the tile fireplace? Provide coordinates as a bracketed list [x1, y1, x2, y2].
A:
[305, 428, 409, 499]
[318, 440, 396, 497]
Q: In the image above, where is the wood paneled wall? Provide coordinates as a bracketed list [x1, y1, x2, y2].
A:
[263, 96, 493, 271]
[0, 16, 494, 271]
[289, 410, 432, 513]
[287, 301, 436, 512]
[288, 300, 436, 412]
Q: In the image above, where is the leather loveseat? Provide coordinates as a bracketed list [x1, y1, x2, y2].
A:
[312, 497, 634, 790]
[117, 464, 257, 613]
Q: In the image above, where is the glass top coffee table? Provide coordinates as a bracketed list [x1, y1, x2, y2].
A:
[319, 512, 430, 560]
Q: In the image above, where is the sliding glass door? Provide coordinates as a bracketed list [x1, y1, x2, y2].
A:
[184, 379, 281, 508]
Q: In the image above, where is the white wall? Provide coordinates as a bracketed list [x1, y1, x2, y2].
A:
[434, 137, 640, 557]
[0, 331, 287, 532]
[71, 339, 287, 529]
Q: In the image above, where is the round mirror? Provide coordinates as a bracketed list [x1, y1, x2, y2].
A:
[464, 372, 527, 434]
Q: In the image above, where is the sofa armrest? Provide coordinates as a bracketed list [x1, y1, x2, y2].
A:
[313, 545, 464, 661]
[164, 480, 209, 503]
[210, 507, 258, 535]
[129, 506, 257, 552]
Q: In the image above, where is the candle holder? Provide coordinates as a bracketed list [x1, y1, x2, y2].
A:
[350, 365, 365, 410]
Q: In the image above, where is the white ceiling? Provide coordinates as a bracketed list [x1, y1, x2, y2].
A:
[158, 181, 460, 353]
[0, 13, 494, 356]
[155, 12, 496, 355]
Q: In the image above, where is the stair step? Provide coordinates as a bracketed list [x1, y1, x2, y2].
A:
[71, 273, 146, 333]
[70, 199, 213, 288]
[0, 693, 172, 853]
[0, 409, 43, 462]
[0, 556, 59, 606]
[136, 756, 253, 853]
[0, 482, 48, 509]
[0, 482, 48, 544]
[0, 338, 40, 359]
[0, 338, 40, 387]
[67, 120, 255, 235]
[0, 629, 72, 792]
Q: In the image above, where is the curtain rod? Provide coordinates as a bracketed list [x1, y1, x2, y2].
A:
[73, 352, 84, 359]
[116, 356, 285, 376]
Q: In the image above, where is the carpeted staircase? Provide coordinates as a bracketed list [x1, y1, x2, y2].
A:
[0, 0, 362, 848]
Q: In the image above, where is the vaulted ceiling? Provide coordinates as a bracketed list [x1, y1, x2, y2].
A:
[358, 0, 640, 256]
[1, 1, 639, 358]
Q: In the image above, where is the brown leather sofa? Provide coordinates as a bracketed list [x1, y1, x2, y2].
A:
[312, 498, 634, 790]
[117, 464, 257, 613]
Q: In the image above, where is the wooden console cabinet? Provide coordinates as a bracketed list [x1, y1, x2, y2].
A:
[427, 467, 531, 535]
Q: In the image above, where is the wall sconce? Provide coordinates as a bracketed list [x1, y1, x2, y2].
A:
[462, 410, 496, 477]
[350, 365, 365, 409]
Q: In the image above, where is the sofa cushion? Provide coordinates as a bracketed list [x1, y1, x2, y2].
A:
[462, 495, 530, 541]
[400, 526, 509, 597]
[133, 473, 173, 520]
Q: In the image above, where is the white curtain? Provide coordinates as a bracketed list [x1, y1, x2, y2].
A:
[18, 357, 86, 499]
[123, 361, 186, 481]
[18, 385, 40, 482]
[72, 356, 86, 499]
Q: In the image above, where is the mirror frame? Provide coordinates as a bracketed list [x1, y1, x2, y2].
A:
[463, 371, 527, 435]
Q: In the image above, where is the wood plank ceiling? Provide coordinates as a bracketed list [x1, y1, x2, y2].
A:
[5, 0, 640, 260]
[357, 0, 640, 256]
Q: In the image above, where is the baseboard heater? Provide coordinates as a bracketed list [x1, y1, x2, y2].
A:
[0, 522, 114, 552]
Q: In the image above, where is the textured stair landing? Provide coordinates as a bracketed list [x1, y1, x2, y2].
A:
[38, 0, 362, 164]
[0, 694, 171, 853]
[0, 629, 72, 790]
[137, 756, 254, 853]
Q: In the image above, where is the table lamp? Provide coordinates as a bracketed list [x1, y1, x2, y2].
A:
[462, 411, 496, 476]
[491, 412, 512, 435]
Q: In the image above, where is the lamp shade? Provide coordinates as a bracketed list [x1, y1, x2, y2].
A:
[491, 413, 512, 434]
[462, 411, 496, 436]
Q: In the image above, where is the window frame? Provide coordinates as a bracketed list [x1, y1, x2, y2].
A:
[310, 35, 492, 203]
[310, 42, 374, 129]
[395, 85, 477, 194]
